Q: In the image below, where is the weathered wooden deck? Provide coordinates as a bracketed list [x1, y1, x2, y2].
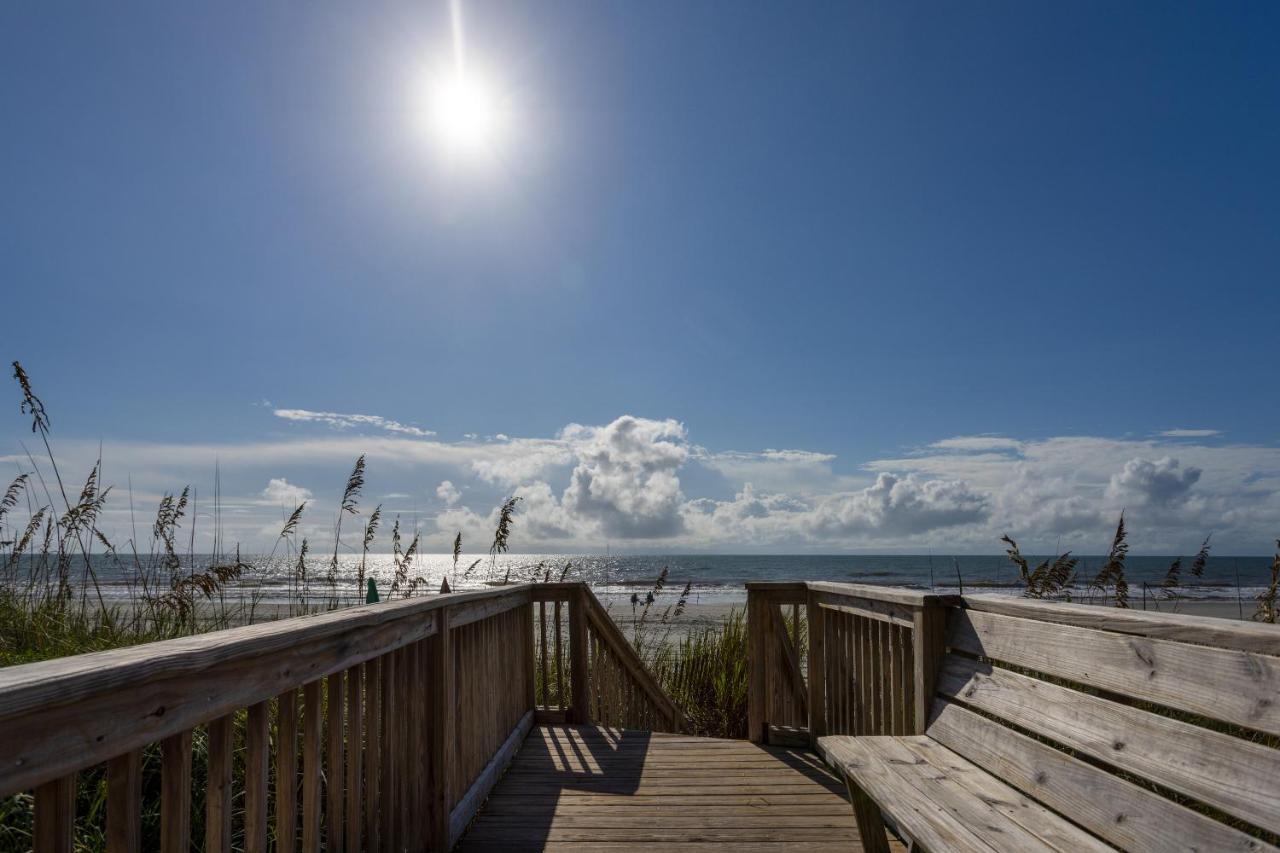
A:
[457, 724, 899, 852]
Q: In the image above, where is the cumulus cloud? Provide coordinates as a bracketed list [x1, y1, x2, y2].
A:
[561, 416, 688, 538]
[261, 478, 312, 504]
[1106, 457, 1202, 508]
[436, 480, 461, 505]
[26, 412, 1280, 553]
[806, 473, 990, 537]
[274, 408, 435, 437]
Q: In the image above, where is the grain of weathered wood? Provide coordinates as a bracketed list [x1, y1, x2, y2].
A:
[819, 735, 988, 853]
[34, 774, 74, 853]
[748, 590, 767, 742]
[804, 582, 959, 608]
[159, 730, 192, 853]
[302, 680, 322, 853]
[962, 593, 1280, 654]
[449, 710, 534, 848]
[245, 702, 269, 853]
[0, 587, 525, 717]
[105, 750, 141, 853]
[951, 607, 1280, 736]
[843, 773, 891, 853]
[817, 597, 915, 629]
[344, 664, 363, 852]
[582, 592, 682, 729]
[807, 589, 826, 744]
[205, 715, 233, 853]
[427, 606, 455, 852]
[887, 736, 1111, 852]
[326, 670, 346, 853]
[276, 689, 299, 853]
[364, 658, 382, 853]
[927, 698, 1276, 853]
[938, 654, 1280, 834]
[570, 590, 589, 724]
[911, 605, 944, 735]
[459, 725, 879, 852]
[0, 608, 438, 799]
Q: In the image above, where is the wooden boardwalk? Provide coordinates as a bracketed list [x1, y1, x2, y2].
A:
[457, 725, 896, 852]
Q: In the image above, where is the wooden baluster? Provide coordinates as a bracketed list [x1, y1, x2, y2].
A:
[34, 774, 75, 853]
[206, 715, 233, 853]
[524, 603, 536, 713]
[570, 589, 589, 725]
[365, 658, 382, 853]
[427, 604, 454, 852]
[160, 730, 192, 853]
[326, 670, 346, 853]
[402, 641, 419, 851]
[245, 702, 270, 853]
[553, 598, 564, 708]
[901, 622, 911, 732]
[847, 615, 857, 735]
[106, 750, 141, 853]
[276, 689, 299, 853]
[829, 612, 839, 732]
[823, 611, 835, 734]
[807, 593, 826, 745]
[302, 680, 323, 853]
[537, 596, 547, 712]
[858, 616, 871, 735]
[382, 649, 399, 853]
[346, 665, 363, 852]
[747, 590, 765, 742]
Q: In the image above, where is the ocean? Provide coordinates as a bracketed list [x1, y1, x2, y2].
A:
[45, 552, 1278, 612]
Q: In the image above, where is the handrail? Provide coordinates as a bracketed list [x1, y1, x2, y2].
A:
[580, 587, 686, 731]
[0, 585, 531, 719]
[750, 583, 955, 745]
[530, 583, 686, 733]
[0, 584, 537, 852]
[960, 593, 1280, 653]
[750, 582, 1279, 750]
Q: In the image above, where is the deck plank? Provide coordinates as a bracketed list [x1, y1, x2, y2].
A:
[456, 725, 901, 852]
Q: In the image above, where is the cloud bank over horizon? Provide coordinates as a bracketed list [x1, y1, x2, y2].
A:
[4, 409, 1278, 556]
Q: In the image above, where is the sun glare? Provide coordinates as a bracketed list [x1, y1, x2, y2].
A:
[431, 72, 501, 157]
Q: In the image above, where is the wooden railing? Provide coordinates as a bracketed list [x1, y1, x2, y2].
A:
[747, 582, 958, 745]
[531, 583, 684, 733]
[0, 582, 680, 852]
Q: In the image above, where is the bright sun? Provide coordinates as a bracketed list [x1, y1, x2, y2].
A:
[431, 72, 501, 157]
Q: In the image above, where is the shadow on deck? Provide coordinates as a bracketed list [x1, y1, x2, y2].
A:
[457, 725, 897, 852]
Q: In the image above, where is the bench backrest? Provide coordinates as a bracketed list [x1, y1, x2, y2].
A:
[926, 595, 1280, 852]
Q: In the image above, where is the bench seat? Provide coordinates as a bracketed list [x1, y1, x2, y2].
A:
[818, 734, 1111, 853]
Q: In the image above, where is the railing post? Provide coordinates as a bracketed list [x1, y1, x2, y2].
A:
[911, 602, 948, 734]
[807, 587, 826, 747]
[569, 587, 590, 725]
[426, 605, 454, 851]
[747, 588, 766, 743]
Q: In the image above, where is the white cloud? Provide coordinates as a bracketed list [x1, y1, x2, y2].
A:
[1160, 429, 1222, 438]
[929, 436, 1024, 453]
[17, 414, 1280, 554]
[261, 478, 312, 504]
[436, 480, 461, 505]
[1106, 457, 1202, 508]
[806, 473, 990, 537]
[561, 416, 688, 538]
[274, 408, 435, 437]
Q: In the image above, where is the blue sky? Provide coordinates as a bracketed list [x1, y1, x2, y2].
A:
[2, 2, 1278, 554]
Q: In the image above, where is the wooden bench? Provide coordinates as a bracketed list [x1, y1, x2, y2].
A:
[818, 596, 1280, 852]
